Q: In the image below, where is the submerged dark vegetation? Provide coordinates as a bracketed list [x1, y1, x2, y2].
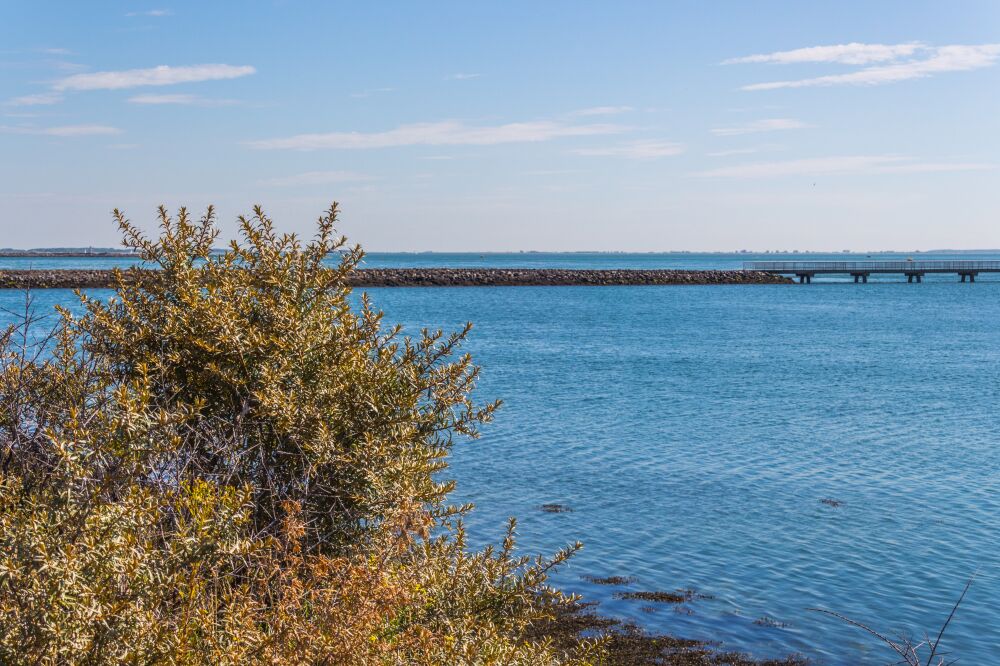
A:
[0, 203, 811, 664]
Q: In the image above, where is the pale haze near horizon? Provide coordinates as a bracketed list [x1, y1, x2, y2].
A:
[1, 1, 998, 252]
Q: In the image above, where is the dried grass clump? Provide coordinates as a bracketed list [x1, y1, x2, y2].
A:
[0, 204, 600, 665]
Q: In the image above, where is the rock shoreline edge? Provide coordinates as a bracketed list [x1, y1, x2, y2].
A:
[0, 268, 791, 289]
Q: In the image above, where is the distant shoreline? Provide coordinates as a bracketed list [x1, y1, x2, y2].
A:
[0, 268, 792, 289]
[0, 252, 140, 258]
[4, 249, 1000, 257]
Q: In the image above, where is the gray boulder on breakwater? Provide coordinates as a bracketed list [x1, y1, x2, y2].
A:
[0, 268, 791, 289]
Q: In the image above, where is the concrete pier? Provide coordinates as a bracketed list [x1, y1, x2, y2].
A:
[746, 261, 997, 283]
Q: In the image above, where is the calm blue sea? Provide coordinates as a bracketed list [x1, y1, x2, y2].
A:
[2, 253, 998, 664]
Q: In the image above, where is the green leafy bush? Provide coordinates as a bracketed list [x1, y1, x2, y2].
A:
[0, 204, 596, 664]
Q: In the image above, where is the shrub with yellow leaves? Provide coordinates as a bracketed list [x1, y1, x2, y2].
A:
[0, 204, 601, 665]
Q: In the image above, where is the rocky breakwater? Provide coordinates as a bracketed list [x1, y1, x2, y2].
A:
[350, 268, 791, 286]
[0, 269, 122, 289]
[0, 268, 791, 289]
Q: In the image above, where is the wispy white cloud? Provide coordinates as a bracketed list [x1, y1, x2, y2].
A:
[127, 93, 238, 106]
[711, 118, 809, 136]
[260, 171, 373, 187]
[349, 87, 394, 98]
[126, 9, 172, 17]
[573, 139, 684, 159]
[524, 169, 580, 176]
[41, 125, 122, 137]
[40, 47, 73, 55]
[54, 64, 254, 91]
[447, 73, 480, 80]
[128, 93, 194, 104]
[248, 120, 626, 150]
[49, 61, 88, 73]
[707, 145, 783, 157]
[1, 124, 122, 137]
[724, 42, 923, 66]
[693, 155, 994, 178]
[570, 105, 634, 116]
[874, 161, 997, 174]
[3, 92, 64, 106]
[732, 43, 1000, 90]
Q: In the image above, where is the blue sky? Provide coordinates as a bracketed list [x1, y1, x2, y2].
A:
[2, 1, 999, 251]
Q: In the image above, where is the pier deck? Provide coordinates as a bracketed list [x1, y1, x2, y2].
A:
[744, 260, 1000, 283]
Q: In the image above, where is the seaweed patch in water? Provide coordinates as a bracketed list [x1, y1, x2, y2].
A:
[679, 588, 713, 601]
[528, 600, 808, 665]
[754, 616, 789, 629]
[615, 590, 694, 604]
[539, 503, 573, 513]
[820, 498, 844, 508]
[582, 575, 638, 585]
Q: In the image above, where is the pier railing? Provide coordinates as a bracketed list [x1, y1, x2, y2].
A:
[744, 261, 1000, 272]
